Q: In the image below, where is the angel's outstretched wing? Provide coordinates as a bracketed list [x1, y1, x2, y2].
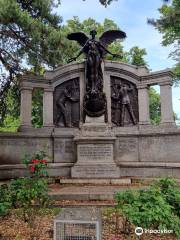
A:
[67, 32, 89, 47]
[99, 30, 126, 48]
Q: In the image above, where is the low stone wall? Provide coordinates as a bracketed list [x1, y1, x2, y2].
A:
[0, 126, 180, 179]
[114, 126, 180, 177]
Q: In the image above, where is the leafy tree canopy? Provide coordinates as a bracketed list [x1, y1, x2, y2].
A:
[148, 0, 180, 83]
[0, 0, 64, 125]
[149, 87, 161, 125]
[0, 0, 63, 77]
[128, 46, 147, 66]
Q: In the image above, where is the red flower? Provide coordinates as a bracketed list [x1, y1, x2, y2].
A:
[30, 165, 35, 173]
[41, 159, 46, 164]
[31, 159, 39, 164]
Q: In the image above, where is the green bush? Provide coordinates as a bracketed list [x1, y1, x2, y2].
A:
[115, 178, 180, 237]
[9, 177, 49, 222]
[0, 184, 12, 216]
[10, 177, 49, 208]
[0, 116, 20, 132]
[157, 178, 180, 217]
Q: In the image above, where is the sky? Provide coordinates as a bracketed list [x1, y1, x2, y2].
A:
[56, 0, 179, 118]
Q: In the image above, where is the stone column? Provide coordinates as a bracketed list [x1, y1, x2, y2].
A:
[137, 85, 150, 124]
[43, 88, 54, 127]
[20, 87, 33, 128]
[160, 82, 174, 125]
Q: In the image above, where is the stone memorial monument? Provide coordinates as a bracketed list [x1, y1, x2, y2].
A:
[67, 29, 126, 178]
[0, 29, 179, 180]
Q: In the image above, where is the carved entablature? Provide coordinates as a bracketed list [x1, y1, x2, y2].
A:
[53, 78, 80, 128]
[111, 76, 139, 127]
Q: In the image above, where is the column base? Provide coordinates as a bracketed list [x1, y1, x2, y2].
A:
[18, 125, 33, 132]
[138, 122, 151, 130]
[138, 121, 151, 125]
[43, 124, 54, 128]
[160, 121, 177, 128]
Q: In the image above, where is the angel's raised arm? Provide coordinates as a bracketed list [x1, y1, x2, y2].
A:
[99, 30, 126, 58]
[99, 43, 122, 58]
[67, 46, 86, 63]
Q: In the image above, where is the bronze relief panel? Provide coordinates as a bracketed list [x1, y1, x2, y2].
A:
[111, 76, 138, 126]
[53, 78, 80, 128]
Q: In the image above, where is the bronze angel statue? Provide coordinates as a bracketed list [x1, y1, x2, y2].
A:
[67, 29, 126, 94]
[67, 29, 126, 122]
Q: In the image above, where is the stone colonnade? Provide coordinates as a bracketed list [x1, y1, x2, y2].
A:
[138, 82, 174, 126]
[137, 81, 174, 125]
[20, 87, 53, 129]
[19, 62, 175, 129]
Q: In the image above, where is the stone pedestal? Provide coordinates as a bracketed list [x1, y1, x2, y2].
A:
[71, 124, 120, 178]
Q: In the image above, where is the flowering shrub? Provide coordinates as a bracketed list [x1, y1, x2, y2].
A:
[8, 150, 50, 222]
[23, 150, 48, 177]
[0, 150, 50, 222]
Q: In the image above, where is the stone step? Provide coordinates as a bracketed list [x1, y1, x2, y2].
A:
[58, 178, 131, 185]
[49, 184, 144, 201]
[53, 200, 115, 207]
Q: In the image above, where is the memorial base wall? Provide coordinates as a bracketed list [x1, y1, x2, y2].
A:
[0, 126, 180, 179]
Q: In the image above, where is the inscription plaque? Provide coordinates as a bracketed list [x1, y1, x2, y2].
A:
[78, 144, 113, 162]
[72, 137, 120, 178]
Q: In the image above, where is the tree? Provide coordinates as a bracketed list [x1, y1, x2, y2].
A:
[128, 46, 148, 66]
[0, 0, 65, 125]
[148, 0, 180, 84]
[0, 0, 63, 74]
[149, 87, 161, 125]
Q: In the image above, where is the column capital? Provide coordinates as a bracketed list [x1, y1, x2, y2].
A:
[159, 80, 173, 86]
[44, 87, 54, 93]
[137, 84, 149, 90]
[20, 86, 33, 91]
